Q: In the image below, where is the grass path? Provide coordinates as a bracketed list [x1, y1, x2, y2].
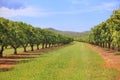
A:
[0, 42, 119, 80]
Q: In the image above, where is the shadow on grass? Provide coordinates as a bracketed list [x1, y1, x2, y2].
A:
[0, 67, 14, 72]
[0, 60, 33, 72]
[0, 44, 73, 72]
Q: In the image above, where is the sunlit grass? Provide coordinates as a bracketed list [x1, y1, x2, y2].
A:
[3, 45, 42, 55]
[0, 42, 119, 80]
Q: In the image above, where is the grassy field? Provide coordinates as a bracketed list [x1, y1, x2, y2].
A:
[0, 42, 119, 80]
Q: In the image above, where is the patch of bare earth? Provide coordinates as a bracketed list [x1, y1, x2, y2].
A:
[87, 44, 120, 80]
[0, 46, 64, 71]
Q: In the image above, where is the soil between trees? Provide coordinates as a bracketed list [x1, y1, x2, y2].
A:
[87, 43, 120, 80]
[1, 43, 120, 70]
[1, 43, 120, 79]
[0, 46, 63, 70]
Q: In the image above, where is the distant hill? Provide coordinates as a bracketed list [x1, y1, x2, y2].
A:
[45, 28, 90, 40]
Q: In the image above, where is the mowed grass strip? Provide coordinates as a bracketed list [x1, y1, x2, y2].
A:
[0, 42, 119, 80]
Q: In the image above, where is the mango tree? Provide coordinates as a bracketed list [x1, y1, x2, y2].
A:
[0, 18, 9, 57]
[8, 22, 24, 54]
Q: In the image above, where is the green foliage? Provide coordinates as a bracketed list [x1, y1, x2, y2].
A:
[89, 8, 120, 50]
[0, 18, 11, 57]
[0, 17, 73, 57]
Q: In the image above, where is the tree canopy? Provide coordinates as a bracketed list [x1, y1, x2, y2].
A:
[89, 8, 120, 51]
[0, 17, 73, 57]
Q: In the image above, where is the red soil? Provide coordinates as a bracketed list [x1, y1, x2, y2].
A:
[87, 44, 120, 70]
[87, 44, 120, 80]
[0, 46, 63, 70]
[1, 43, 120, 79]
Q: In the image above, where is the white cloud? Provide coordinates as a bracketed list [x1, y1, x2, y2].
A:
[68, 0, 119, 12]
[87, 2, 119, 12]
[0, 0, 25, 9]
[47, 2, 119, 15]
[0, 1, 119, 18]
[0, 6, 47, 18]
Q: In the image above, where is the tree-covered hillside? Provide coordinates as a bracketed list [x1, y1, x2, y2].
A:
[46, 28, 90, 41]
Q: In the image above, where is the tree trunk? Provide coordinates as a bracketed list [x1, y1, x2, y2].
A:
[108, 43, 111, 49]
[14, 48, 17, 55]
[45, 43, 47, 48]
[49, 43, 51, 48]
[102, 43, 104, 48]
[100, 43, 102, 47]
[118, 45, 120, 51]
[0, 46, 4, 58]
[105, 43, 107, 48]
[30, 44, 34, 51]
[22, 44, 27, 52]
[42, 43, 44, 49]
[112, 44, 115, 50]
[23, 46, 27, 52]
[37, 44, 39, 50]
[11, 45, 19, 55]
[0, 52, 2, 58]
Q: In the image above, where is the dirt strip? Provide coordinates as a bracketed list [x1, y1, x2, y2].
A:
[87, 44, 120, 80]
[0, 46, 64, 70]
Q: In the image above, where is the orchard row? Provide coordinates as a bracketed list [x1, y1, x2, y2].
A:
[0, 17, 73, 57]
[89, 8, 120, 51]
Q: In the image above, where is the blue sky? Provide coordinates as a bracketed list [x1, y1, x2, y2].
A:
[0, 0, 119, 32]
